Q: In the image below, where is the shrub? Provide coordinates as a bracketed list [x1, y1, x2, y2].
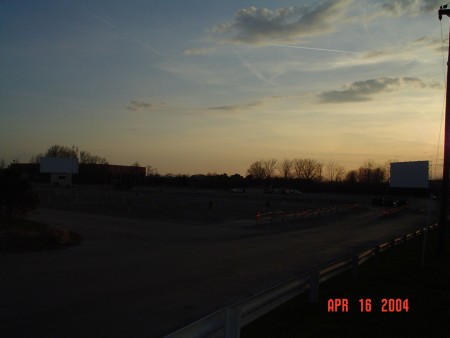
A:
[0, 170, 39, 227]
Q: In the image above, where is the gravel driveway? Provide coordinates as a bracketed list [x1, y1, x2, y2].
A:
[0, 195, 438, 338]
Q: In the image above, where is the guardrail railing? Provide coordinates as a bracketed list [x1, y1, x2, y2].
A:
[255, 203, 360, 224]
[163, 223, 438, 338]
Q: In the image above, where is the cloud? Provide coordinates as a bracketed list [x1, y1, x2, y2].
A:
[318, 77, 437, 103]
[212, 0, 353, 45]
[183, 47, 216, 55]
[363, 36, 441, 60]
[212, 1, 440, 46]
[378, 0, 441, 16]
[208, 101, 261, 112]
[126, 100, 165, 112]
[411, 36, 443, 53]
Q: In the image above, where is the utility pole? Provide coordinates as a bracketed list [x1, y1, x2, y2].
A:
[438, 5, 450, 255]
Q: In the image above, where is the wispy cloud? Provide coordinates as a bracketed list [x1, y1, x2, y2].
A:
[183, 47, 216, 55]
[318, 77, 439, 103]
[206, 94, 305, 114]
[362, 36, 442, 61]
[303, 35, 444, 72]
[212, 0, 353, 45]
[127, 100, 165, 112]
[377, 0, 441, 17]
[269, 43, 359, 54]
[208, 101, 262, 112]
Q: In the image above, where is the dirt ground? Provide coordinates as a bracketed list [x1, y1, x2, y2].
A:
[33, 184, 371, 223]
[0, 185, 439, 338]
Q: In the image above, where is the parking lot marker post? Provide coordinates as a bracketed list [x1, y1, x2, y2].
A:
[225, 307, 241, 338]
[352, 255, 359, 279]
[309, 271, 319, 303]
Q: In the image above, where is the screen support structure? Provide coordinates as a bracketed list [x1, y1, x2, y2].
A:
[438, 5, 450, 255]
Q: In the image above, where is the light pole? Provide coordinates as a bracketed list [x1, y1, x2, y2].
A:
[438, 5, 450, 255]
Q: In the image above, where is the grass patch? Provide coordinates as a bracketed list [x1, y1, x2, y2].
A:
[242, 228, 450, 338]
[0, 217, 83, 252]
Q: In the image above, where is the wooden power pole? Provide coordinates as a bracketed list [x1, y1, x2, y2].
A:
[438, 5, 450, 255]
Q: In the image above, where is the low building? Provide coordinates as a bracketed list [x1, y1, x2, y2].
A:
[9, 160, 145, 186]
[76, 164, 145, 186]
[40, 157, 78, 186]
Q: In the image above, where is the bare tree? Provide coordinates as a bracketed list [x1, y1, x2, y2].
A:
[146, 165, 157, 176]
[324, 161, 346, 182]
[0, 158, 6, 170]
[29, 153, 44, 164]
[45, 144, 78, 158]
[293, 158, 323, 181]
[384, 159, 397, 182]
[31, 145, 109, 164]
[345, 170, 358, 184]
[371, 167, 387, 184]
[357, 160, 387, 184]
[79, 151, 108, 164]
[279, 159, 293, 179]
[262, 159, 277, 179]
[247, 160, 266, 179]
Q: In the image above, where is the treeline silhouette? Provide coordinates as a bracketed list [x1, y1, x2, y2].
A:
[145, 159, 391, 194]
[3, 144, 424, 194]
[30, 144, 109, 165]
[144, 172, 389, 194]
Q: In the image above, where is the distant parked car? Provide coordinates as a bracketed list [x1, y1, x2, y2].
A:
[372, 197, 383, 206]
[230, 188, 244, 193]
[396, 199, 408, 206]
[279, 188, 301, 195]
[372, 196, 407, 207]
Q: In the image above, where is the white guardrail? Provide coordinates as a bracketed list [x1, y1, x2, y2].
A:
[163, 223, 439, 338]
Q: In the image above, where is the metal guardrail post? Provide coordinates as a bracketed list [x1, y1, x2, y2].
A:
[309, 271, 319, 303]
[391, 239, 396, 252]
[351, 255, 359, 279]
[225, 307, 241, 338]
[374, 245, 380, 261]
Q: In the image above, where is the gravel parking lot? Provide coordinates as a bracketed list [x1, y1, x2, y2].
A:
[0, 186, 439, 337]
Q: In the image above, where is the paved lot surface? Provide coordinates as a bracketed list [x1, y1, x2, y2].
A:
[0, 192, 438, 338]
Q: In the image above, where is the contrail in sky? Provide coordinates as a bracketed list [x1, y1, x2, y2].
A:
[85, 11, 164, 57]
[232, 48, 276, 86]
[269, 44, 359, 55]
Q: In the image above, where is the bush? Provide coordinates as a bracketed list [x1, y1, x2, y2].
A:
[0, 170, 39, 226]
[0, 219, 83, 251]
[39, 226, 70, 246]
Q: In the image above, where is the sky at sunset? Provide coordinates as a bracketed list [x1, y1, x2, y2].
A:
[1, 0, 449, 176]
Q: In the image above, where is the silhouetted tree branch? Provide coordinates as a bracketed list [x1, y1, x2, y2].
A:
[30, 145, 109, 165]
[279, 159, 293, 179]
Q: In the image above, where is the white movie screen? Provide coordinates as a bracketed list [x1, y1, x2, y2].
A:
[390, 161, 429, 189]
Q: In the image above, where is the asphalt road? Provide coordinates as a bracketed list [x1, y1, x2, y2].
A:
[0, 197, 438, 338]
